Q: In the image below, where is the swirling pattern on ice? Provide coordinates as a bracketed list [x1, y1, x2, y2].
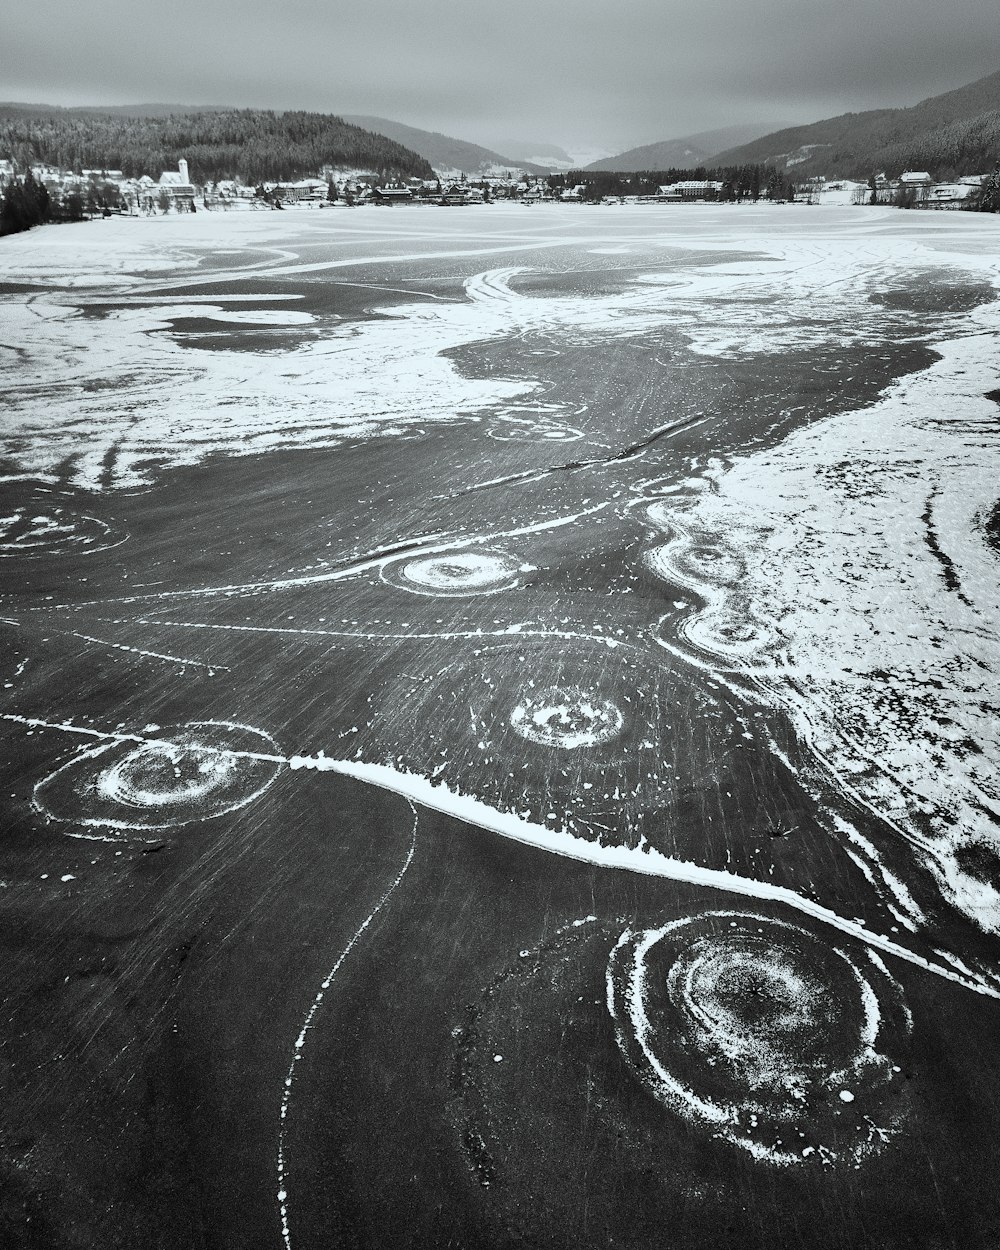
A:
[487, 405, 584, 443]
[34, 720, 280, 835]
[0, 502, 123, 558]
[644, 507, 785, 670]
[607, 912, 911, 1165]
[363, 635, 695, 849]
[381, 548, 523, 597]
[509, 686, 624, 749]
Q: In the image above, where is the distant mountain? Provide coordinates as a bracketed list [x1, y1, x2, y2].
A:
[586, 138, 710, 173]
[500, 142, 617, 172]
[710, 69, 1000, 178]
[585, 121, 786, 172]
[342, 115, 548, 175]
[0, 106, 434, 183]
[683, 123, 793, 157]
[499, 140, 573, 162]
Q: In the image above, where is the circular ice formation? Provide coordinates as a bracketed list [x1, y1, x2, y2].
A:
[384, 549, 522, 597]
[509, 686, 624, 749]
[676, 607, 781, 666]
[488, 420, 583, 443]
[0, 505, 121, 558]
[607, 913, 910, 1166]
[647, 541, 744, 592]
[96, 742, 236, 808]
[679, 545, 745, 586]
[35, 721, 281, 832]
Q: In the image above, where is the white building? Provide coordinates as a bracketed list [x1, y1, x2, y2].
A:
[656, 180, 723, 201]
[156, 159, 197, 210]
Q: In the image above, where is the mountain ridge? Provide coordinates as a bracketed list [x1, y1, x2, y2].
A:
[0, 105, 435, 183]
[585, 122, 789, 172]
[709, 69, 1000, 177]
[341, 115, 549, 176]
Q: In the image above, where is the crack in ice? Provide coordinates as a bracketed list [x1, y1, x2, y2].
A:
[275, 801, 418, 1250]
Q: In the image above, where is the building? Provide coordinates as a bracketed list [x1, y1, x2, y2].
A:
[372, 186, 413, 204]
[918, 181, 978, 208]
[656, 180, 722, 201]
[439, 183, 484, 205]
[270, 178, 327, 203]
[156, 159, 197, 211]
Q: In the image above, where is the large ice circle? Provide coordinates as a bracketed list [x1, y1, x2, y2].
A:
[509, 686, 624, 749]
[384, 549, 521, 597]
[646, 541, 744, 592]
[34, 721, 281, 833]
[488, 420, 584, 443]
[675, 606, 781, 666]
[607, 913, 910, 1166]
[0, 504, 122, 558]
[95, 741, 239, 808]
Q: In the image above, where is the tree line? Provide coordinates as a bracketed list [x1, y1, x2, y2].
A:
[0, 107, 435, 184]
[972, 165, 1000, 211]
[549, 164, 797, 201]
[0, 169, 95, 236]
[706, 71, 1000, 182]
[870, 112, 1000, 184]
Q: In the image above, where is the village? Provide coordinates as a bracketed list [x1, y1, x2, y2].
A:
[0, 156, 551, 214]
[1, 153, 994, 217]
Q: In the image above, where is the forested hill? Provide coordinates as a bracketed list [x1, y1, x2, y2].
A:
[709, 69, 1000, 179]
[342, 115, 549, 175]
[585, 123, 782, 173]
[0, 107, 435, 182]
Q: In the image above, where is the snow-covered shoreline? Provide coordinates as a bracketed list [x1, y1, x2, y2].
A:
[663, 293, 1000, 935]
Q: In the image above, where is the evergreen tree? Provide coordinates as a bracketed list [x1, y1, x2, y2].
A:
[894, 185, 916, 209]
[0, 170, 52, 235]
[976, 165, 1000, 212]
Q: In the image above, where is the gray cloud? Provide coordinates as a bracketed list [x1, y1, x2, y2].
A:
[2, 0, 998, 154]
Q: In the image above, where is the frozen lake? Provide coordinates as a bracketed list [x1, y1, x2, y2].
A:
[2, 202, 1000, 1247]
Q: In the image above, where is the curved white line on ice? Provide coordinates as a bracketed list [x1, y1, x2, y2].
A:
[276, 801, 418, 1250]
[287, 756, 1000, 1001]
[133, 618, 629, 650]
[3, 713, 995, 1001]
[35, 500, 613, 611]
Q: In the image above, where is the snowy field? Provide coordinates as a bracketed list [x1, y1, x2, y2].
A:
[2, 202, 1000, 1247]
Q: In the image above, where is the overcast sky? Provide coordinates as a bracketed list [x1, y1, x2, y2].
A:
[3, 0, 998, 156]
